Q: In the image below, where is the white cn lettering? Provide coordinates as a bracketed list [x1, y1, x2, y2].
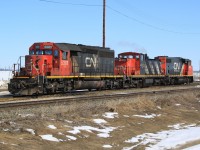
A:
[85, 55, 97, 68]
[85, 57, 91, 67]
[174, 62, 180, 71]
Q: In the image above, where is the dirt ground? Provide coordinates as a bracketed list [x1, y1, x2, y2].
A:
[0, 88, 200, 150]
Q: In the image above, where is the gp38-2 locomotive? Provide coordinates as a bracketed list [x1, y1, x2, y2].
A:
[8, 42, 193, 96]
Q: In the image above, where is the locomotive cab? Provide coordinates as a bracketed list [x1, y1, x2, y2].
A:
[114, 52, 141, 75]
[21, 42, 73, 77]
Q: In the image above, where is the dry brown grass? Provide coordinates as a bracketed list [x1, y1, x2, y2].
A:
[0, 88, 200, 149]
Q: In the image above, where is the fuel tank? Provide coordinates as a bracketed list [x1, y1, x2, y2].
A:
[74, 80, 105, 90]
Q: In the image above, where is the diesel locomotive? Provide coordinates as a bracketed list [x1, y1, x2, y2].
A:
[8, 42, 193, 96]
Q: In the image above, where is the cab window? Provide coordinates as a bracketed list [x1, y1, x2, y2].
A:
[54, 50, 59, 57]
[128, 55, 134, 58]
[36, 50, 43, 55]
[29, 50, 35, 55]
[62, 51, 68, 60]
[45, 50, 52, 55]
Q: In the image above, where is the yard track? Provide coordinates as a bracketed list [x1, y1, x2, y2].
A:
[0, 82, 199, 101]
[0, 85, 199, 109]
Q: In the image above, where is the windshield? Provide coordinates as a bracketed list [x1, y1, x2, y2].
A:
[119, 55, 134, 59]
[34, 50, 53, 55]
[44, 50, 52, 55]
[29, 50, 35, 55]
[36, 50, 43, 55]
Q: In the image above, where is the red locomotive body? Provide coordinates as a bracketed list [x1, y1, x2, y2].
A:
[8, 42, 193, 96]
[23, 42, 72, 77]
[114, 52, 140, 76]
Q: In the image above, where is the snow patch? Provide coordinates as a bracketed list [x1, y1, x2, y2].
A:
[185, 124, 196, 128]
[48, 125, 57, 130]
[40, 134, 61, 142]
[168, 123, 196, 130]
[133, 113, 161, 119]
[93, 119, 107, 124]
[137, 122, 144, 125]
[3, 128, 9, 132]
[157, 106, 161, 109]
[168, 123, 185, 129]
[183, 144, 200, 150]
[68, 126, 116, 138]
[65, 120, 73, 123]
[123, 115, 130, 118]
[175, 103, 181, 106]
[58, 132, 63, 135]
[97, 133, 110, 138]
[0, 81, 6, 87]
[26, 129, 35, 135]
[102, 145, 112, 148]
[124, 125, 200, 150]
[0, 91, 10, 96]
[0, 80, 8, 89]
[103, 112, 118, 119]
[0, 71, 12, 81]
[66, 135, 77, 141]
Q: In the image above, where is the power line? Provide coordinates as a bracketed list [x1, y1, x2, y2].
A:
[106, 5, 200, 35]
[39, 0, 200, 34]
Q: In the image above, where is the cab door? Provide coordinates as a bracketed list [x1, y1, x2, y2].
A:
[60, 51, 71, 76]
[135, 54, 140, 75]
[53, 50, 59, 68]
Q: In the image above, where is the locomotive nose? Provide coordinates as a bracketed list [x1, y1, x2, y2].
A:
[25, 55, 41, 76]
[25, 55, 33, 76]
[25, 55, 52, 77]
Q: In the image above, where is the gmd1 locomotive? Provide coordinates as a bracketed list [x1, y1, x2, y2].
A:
[8, 42, 193, 96]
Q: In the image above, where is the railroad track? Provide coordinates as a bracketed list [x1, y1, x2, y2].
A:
[0, 82, 199, 102]
[0, 86, 199, 109]
[0, 82, 199, 101]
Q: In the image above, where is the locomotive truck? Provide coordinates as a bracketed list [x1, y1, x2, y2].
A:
[8, 42, 193, 96]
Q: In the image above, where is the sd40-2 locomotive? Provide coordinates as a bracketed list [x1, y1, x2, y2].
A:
[8, 42, 193, 96]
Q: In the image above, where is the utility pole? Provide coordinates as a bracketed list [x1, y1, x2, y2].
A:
[199, 60, 200, 72]
[199, 60, 200, 81]
[103, 0, 106, 48]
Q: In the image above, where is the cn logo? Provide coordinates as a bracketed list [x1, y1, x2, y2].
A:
[85, 55, 98, 68]
[173, 62, 180, 71]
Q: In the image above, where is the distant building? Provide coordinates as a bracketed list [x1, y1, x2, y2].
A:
[0, 71, 12, 81]
[0, 68, 12, 71]
[193, 71, 200, 81]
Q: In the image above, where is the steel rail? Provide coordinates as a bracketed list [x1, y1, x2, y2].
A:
[0, 86, 199, 109]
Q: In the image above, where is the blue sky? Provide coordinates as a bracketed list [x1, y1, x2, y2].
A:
[1, 0, 200, 70]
